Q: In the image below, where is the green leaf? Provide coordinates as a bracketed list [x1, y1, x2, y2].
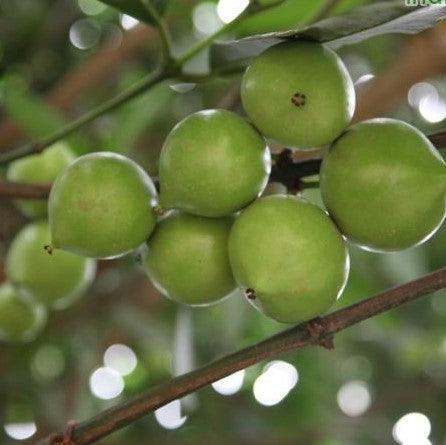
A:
[211, 2, 446, 67]
[98, 0, 168, 25]
[0, 74, 92, 155]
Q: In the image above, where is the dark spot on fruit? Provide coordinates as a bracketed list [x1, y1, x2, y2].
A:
[291, 92, 306, 107]
[245, 288, 256, 300]
[44, 244, 53, 255]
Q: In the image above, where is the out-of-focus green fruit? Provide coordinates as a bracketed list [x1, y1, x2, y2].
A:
[143, 211, 236, 306]
[228, 195, 349, 323]
[48, 152, 158, 259]
[0, 282, 46, 342]
[6, 143, 75, 218]
[159, 109, 271, 217]
[6, 221, 96, 309]
[241, 41, 355, 149]
[320, 118, 446, 251]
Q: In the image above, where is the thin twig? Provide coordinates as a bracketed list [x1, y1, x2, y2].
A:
[0, 69, 166, 166]
[0, 8, 254, 168]
[36, 266, 446, 445]
[139, 0, 173, 62]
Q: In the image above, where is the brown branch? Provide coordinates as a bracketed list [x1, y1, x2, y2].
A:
[36, 266, 446, 445]
[0, 181, 51, 199]
[269, 129, 446, 189]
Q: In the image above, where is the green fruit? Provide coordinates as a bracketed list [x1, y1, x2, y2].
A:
[6, 221, 96, 309]
[320, 118, 446, 252]
[0, 282, 46, 342]
[143, 211, 236, 306]
[241, 41, 355, 149]
[228, 195, 349, 323]
[49, 152, 158, 258]
[159, 109, 271, 217]
[6, 143, 75, 218]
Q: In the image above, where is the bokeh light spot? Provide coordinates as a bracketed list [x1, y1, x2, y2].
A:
[103, 344, 137, 376]
[337, 380, 371, 417]
[4, 422, 36, 440]
[69, 18, 101, 50]
[392, 412, 431, 444]
[154, 400, 187, 429]
[89, 367, 124, 400]
[212, 369, 245, 396]
[253, 361, 298, 406]
[217, 0, 249, 23]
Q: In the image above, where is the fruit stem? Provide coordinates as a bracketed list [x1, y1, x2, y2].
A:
[153, 205, 167, 216]
[139, 0, 174, 64]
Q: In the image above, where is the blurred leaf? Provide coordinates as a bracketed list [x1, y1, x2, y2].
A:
[107, 81, 173, 152]
[0, 74, 92, 155]
[235, 0, 327, 37]
[98, 0, 168, 24]
[211, 2, 446, 67]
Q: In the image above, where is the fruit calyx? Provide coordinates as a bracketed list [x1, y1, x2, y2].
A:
[291, 92, 307, 107]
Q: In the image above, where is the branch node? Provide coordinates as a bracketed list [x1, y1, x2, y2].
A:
[306, 317, 334, 350]
[49, 420, 77, 445]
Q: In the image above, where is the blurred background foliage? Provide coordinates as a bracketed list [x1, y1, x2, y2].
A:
[0, 1, 446, 445]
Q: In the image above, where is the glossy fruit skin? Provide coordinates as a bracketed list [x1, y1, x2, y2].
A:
[241, 41, 355, 149]
[6, 221, 96, 309]
[6, 143, 75, 218]
[159, 109, 271, 217]
[228, 194, 349, 323]
[0, 282, 46, 342]
[320, 118, 446, 252]
[49, 152, 158, 259]
[143, 211, 236, 306]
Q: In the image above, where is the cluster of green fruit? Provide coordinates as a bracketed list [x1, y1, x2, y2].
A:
[1, 144, 96, 342]
[2, 41, 446, 341]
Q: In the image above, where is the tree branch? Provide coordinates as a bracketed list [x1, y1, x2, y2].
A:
[36, 266, 446, 445]
[0, 181, 51, 200]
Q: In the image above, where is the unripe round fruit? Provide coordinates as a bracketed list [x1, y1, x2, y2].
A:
[241, 41, 355, 149]
[228, 195, 349, 323]
[49, 152, 158, 258]
[6, 143, 75, 218]
[6, 221, 96, 309]
[0, 282, 46, 342]
[142, 211, 236, 306]
[320, 118, 446, 252]
[159, 109, 271, 217]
